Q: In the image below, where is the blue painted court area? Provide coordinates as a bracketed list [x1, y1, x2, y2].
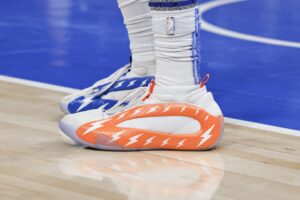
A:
[0, 0, 299, 130]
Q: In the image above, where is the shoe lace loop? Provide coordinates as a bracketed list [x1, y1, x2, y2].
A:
[101, 87, 148, 116]
[87, 64, 131, 98]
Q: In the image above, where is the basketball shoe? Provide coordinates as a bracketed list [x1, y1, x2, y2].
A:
[60, 64, 153, 114]
[59, 78, 224, 151]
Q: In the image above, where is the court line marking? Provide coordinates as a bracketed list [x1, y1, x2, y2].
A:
[1, 74, 299, 136]
[199, 0, 300, 48]
[0, 75, 78, 94]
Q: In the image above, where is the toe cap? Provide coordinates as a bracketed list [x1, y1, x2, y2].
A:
[59, 110, 105, 144]
[60, 92, 85, 114]
[60, 97, 71, 114]
[60, 94, 80, 114]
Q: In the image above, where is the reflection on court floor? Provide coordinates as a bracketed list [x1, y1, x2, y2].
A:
[59, 151, 224, 200]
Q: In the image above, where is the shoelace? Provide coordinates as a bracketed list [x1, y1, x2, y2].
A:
[84, 64, 131, 98]
[99, 80, 156, 118]
[102, 87, 148, 116]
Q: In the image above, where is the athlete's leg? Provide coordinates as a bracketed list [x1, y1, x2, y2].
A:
[150, 0, 201, 87]
[118, 0, 156, 76]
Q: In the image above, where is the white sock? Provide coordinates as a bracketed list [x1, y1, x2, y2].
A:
[149, 0, 202, 87]
[118, 0, 156, 76]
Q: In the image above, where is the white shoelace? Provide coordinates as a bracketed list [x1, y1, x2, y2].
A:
[102, 87, 149, 116]
[83, 64, 131, 99]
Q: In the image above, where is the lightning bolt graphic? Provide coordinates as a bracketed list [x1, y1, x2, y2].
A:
[161, 138, 171, 146]
[128, 80, 137, 87]
[141, 79, 148, 86]
[163, 105, 172, 113]
[144, 136, 156, 146]
[98, 103, 109, 111]
[116, 112, 127, 120]
[147, 106, 159, 114]
[205, 115, 210, 121]
[195, 109, 200, 116]
[176, 139, 187, 148]
[82, 119, 111, 135]
[108, 130, 126, 144]
[198, 125, 215, 147]
[76, 97, 93, 112]
[125, 133, 143, 147]
[131, 107, 143, 116]
[114, 81, 124, 89]
[180, 106, 187, 112]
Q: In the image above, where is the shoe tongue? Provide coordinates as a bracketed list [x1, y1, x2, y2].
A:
[126, 67, 147, 78]
[120, 70, 143, 80]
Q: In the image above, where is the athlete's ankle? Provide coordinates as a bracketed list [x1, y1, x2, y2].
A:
[147, 83, 206, 103]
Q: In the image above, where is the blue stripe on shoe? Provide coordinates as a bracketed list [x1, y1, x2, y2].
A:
[149, 0, 200, 9]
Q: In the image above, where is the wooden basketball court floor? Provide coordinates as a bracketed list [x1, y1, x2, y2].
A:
[0, 80, 299, 200]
